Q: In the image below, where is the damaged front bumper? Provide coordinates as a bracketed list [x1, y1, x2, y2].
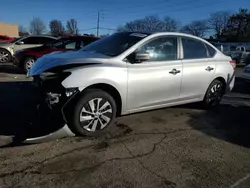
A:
[32, 72, 79, 134]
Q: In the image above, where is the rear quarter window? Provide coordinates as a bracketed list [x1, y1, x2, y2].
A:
[205, 44, 216, 57]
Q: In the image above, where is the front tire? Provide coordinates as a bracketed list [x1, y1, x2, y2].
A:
[24, 57, 36, 73]
[203, 79, 225, 109]
[68, 89, 117, 137]
[0, 49, 11, 63]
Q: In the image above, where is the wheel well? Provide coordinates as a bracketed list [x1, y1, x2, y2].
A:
[214, 77, 227, 93]
[24, 55, 37, 61]
[0, 48, 11, 54]
[21, 55, 37, 65]
[84, 83, 122, 116]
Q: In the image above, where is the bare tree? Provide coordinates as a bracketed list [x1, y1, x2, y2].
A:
[180, 20, 208, 37]
[223, 8, 250, 41]
[118, 19, 145, 32]
[66, 19, 79, 35]
[118, 15, 165, 32]
[18, 25, 26, 33]
[208, 11, 231, 38]
[18, 25, 29, 36]
[143, 16, 165, 32]
[163, 16, 180, 31]
[49, 19, 65, 36]
[29, 17, 46, 35]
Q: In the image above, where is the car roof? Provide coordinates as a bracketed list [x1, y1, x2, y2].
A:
[119, 31, 216, 47]
[23, 35, 58, 39]
[60, 35, 99, 40]
[118, 31, 207, 40]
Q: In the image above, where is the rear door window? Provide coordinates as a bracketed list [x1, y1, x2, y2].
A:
[182, 38, 208, 59]
[39, 37, 55, 45]
[21, 37, 40, 44]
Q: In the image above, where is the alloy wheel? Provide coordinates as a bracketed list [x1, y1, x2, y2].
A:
[80, 98, 113, 132]
[207, 83, 223, 106]
[0, 51, 9, 63]
[25, 59, 35, 71]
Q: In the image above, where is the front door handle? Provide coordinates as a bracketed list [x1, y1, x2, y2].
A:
[169, 68, 181, 75]
[205, 66, 214, 71]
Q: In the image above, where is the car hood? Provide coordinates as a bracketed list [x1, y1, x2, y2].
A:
[28, 50, 110, 76]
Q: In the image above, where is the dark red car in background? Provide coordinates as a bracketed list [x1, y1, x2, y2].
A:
[13, 35, 99, 73]
[0, 35, 14, 43]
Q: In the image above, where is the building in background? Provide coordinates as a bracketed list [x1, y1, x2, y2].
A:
[0, 22, 19, 37]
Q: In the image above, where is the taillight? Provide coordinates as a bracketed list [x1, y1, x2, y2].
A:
[230, 60, 236, 70]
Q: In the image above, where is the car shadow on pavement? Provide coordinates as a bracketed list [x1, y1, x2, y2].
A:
[234, 77, 250, 95]
[0, 81, 64, 147]
[0, 64, 24, 74]
[186, 77, 250, 148]
[187, 104, 250, 148]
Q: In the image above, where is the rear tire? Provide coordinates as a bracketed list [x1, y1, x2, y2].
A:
[24, 57, 36, 73]
[202, 79, 225, 109]
[68, 89, 117, 137]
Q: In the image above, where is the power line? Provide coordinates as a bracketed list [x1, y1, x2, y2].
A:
[78, 27, 97, 31]
[104, 0, 226, 17]
[100, 27, 117, 30]
[70, 0, 228, 33]
[78, 0, 227, 26]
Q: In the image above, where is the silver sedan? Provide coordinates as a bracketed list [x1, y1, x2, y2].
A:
[29, 32, 235, 137]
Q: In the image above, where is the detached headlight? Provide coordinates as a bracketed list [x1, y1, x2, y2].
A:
[65, 88, 79, 97]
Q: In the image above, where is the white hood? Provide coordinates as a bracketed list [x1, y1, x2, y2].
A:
[28, 50, 109, 76]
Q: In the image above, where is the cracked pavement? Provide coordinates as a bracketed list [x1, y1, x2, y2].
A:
[0, 65, 250, 188]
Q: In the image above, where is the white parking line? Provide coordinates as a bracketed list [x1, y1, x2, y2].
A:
[229, 174, 250, 188]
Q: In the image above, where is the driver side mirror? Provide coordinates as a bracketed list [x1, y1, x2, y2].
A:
[135, 52, 151, 62]
[16, 41, 24, 45]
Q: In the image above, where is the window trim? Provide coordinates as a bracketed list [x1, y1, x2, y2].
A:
[126, 35, 181, 63]
[180, 37, 212, 60]
[205, 43, 217, 58]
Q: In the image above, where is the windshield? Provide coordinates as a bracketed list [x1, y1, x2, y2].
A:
[81, 32, 149, 56]
[10, 37, 22, 43]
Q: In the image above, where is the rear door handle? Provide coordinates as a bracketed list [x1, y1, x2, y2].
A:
[205, 66, 214, 71]
[169, 68, 181, 75]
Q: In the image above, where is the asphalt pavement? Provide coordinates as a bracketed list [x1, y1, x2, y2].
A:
[0, 63, 249, 188]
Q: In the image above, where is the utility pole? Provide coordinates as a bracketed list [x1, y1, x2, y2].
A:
[97, 10, 104, 37]
[97, 11, 100, 37]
